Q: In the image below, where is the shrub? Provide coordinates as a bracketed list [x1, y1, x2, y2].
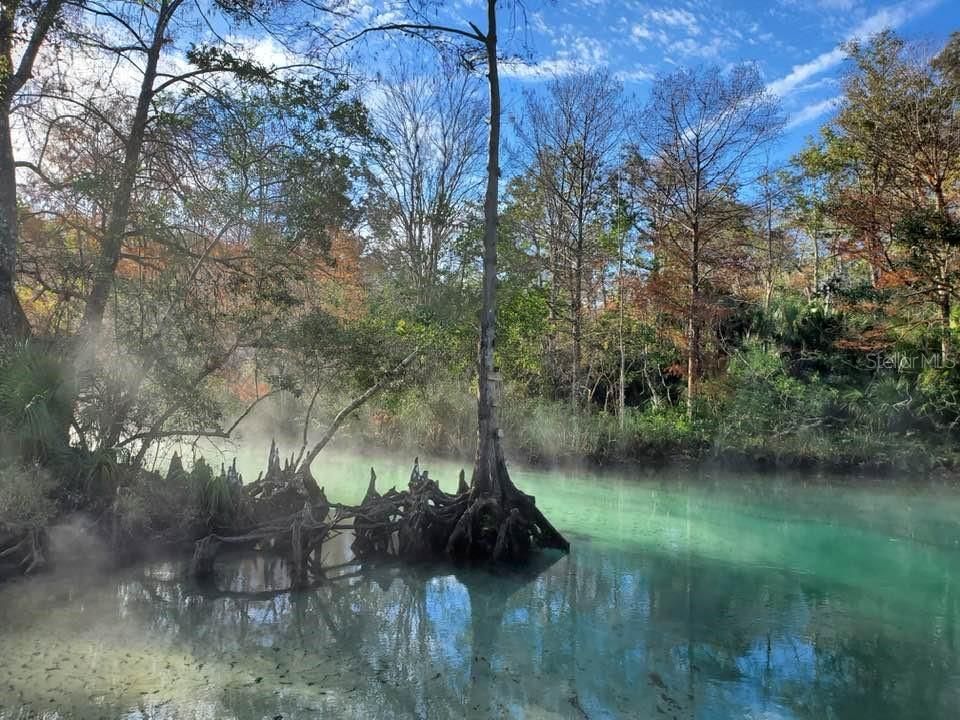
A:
[191, 458, 244, 526]
[0, 465, 57, 526]
[713, 343, 838, 456]
[0, 342, 73, 465]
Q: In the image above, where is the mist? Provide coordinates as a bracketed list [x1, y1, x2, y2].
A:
[2, 2, 960, 719]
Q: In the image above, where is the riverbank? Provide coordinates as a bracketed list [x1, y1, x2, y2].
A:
[1, 440, 572, 586]
[343, 437, 960, 485]
[3, 417, 957, 587]
[345, 397, 960, 480]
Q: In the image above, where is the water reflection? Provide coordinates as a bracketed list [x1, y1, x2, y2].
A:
[4, 460, 960, 719]
[1, 528, 958, 720]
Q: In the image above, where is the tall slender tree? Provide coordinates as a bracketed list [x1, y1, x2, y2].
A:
[633, 65, 782, 417]
[0, 0, 72, 339]
[515, 70, 624, 410]
[340, 0, 569, 560]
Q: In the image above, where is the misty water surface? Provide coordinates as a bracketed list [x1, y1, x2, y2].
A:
[1, 453, 959, 719]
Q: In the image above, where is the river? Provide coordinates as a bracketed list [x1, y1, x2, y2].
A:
[1, 452, 958, 719]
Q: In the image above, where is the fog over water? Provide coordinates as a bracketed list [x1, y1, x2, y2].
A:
[1, 453, 959, 719]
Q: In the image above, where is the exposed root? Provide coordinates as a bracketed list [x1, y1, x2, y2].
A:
[0, 523, 46, 580]
[188, 441, 570, 584]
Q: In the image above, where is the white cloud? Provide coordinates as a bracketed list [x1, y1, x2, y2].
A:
[786, 95, 842, 128]
[630, 23, 669, 46]
[499, 57, 585, 79]
[669, 36, 727, 60]
[647, 9, 702, 36]
[531, 11, 555, 38]
[629, 6, 727, 58]
[615, 66, 655, 82]
[567, 35, 608, 66]
[766, 0, 939, 98]
[850, 1, 925, 36]
[791, 76, 840, 94]
[225, 34, 304, 70]
[630, 7, 703, 47]
[767, 47, 846, 97]
[500, 33, 608, 81]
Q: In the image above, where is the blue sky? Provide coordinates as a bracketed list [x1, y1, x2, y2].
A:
[18, 0, 959, 169]
[387, 0, 960, 160]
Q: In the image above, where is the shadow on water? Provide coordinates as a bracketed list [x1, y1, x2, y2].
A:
[1, 526, 958, 720]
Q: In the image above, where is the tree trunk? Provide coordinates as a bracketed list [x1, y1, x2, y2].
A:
[0, 0, 64, 341]
[940, 289, 951, 363]
[473, 0, 502, 498]
[811, 226, 821, 297]
[764, 202, 774, 310]
[686, 317, 696, 420]
[0, 102, 29, 339]
[617, 198, 626, 426]
[686, 247, 701, 420]
[445, 0, 568, 563]
[570, 220, 585, 412]
[547, 234, 560, 396]
[571, 294, 581, 411]
[81, 0, 173, 334]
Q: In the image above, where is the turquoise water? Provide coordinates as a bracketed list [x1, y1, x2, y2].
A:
[1, 453, 959, 719]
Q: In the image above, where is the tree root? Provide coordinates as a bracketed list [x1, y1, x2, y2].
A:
[188, 442, 570, 584]
[0, 524, 46, 580]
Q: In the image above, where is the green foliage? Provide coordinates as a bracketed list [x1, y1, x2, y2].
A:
[192, 462, 241, 527]
[502, 400, 703, 465]
[895, 208, 960, 251]
[10, 19, 960, 486]
[916, 365, 960, 429]
[184, 44, 272, 82]
[0, 465, 57, 526]
[718, 344, 839, 448]
[497, 287, 551, 394]
[75, 448, 120, 503]
[0, 342, 73, 465]
[358, 376, 476, 455]
[359, 373, 704, 466]
[704, 342, 957, 470]
[114, 456, 243, 537]
[766, 297, 843, 355]
[933, 31, 960, 88]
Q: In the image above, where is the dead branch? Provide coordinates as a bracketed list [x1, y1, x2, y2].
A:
[296, 349, 419, 476]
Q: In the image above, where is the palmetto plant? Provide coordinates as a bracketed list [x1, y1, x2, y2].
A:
[0, 342, 74, 465]
[196, 473, 236, 524]
[77, 447, 119, 501]
[840, 376, 915, 433]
